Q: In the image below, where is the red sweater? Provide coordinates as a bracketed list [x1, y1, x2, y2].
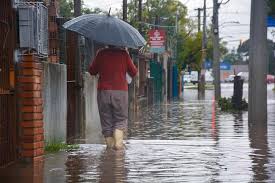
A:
[89, 48, 138, 91]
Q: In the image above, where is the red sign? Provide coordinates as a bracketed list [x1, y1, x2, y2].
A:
[148, 29, 166, 48]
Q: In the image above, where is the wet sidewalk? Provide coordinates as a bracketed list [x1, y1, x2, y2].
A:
[1, 84, 275, 182]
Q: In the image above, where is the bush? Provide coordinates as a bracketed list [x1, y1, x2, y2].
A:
[218, 97, 248, 112]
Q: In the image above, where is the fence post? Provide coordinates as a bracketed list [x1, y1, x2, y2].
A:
[18, 54, 44, 164]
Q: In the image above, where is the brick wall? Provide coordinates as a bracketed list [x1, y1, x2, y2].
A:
[18, 54, 44, 163]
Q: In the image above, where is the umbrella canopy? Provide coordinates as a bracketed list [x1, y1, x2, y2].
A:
[63, 14, 146, 49]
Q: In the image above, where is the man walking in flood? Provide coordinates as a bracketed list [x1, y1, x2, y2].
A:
[89, 46, 137, 150]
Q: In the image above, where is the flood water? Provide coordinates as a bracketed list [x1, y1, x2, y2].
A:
[1, 84, 275, 182]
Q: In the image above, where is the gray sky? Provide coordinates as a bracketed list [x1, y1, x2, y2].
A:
[84, 0, 275, 50]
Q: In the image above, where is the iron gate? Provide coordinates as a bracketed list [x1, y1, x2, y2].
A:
[0, 0, 18, 167]
[150, 61, 163, 102]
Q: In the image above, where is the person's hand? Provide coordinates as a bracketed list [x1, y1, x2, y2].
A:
[125, 47, 129, 54]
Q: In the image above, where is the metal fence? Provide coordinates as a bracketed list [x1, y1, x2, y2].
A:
[0, 0, 18, 167]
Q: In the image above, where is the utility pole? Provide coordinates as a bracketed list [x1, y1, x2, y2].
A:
[138, 0, 142, 32]
[212, 0, 221, 100]
[123, 0, 127, 21]
[195, 8, 203, 32]
[198, 0, 206, 94]
[249, 0, 268, 124]
[74, 0, 84, 138]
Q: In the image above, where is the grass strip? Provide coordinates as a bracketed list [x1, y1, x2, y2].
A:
[45, 141, 79, 153]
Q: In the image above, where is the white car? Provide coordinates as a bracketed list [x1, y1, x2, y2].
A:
[183, 75, 191, 83]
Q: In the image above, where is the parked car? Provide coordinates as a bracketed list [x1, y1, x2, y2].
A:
[224, 75, 235, 83]
[266, 75, 275, 84]
[183, 74, 191, 83]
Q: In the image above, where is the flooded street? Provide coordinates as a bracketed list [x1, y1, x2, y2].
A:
[44, 83, 275, 183]
[1, 84, 275, 182]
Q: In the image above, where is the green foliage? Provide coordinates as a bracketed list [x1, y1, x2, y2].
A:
[223, 49, 245, 64]
[268, 0, 275, 16]
[127, 0, 189, 62]
[206, 39, 228, 61]
[127, 0, 189, 35]
[177, 32, 202, 71]
[59, 0, 106, 18]
[45, 141, 79, 153]
[238, 39, 275, 74]
[218, 97, 248, 112]
[60, 0, 74, 18]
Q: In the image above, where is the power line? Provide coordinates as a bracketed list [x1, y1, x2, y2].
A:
[219, 0, 230, 5]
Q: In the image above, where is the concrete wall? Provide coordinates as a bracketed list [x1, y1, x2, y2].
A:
[43, 62, 67, 142]
[83, 72, 104, 144]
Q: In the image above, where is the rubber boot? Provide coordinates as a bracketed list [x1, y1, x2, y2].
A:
[114, 129, 124, 150]
[105, 137, 114, 149]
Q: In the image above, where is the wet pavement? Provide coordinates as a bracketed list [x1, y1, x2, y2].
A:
[1, 83, 275, 183]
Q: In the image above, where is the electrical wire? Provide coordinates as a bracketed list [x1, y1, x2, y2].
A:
[219, 0, 230, 5]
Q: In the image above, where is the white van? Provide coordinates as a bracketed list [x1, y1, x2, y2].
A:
[190, 71, 198, 84]
[183, 74, 191, 83]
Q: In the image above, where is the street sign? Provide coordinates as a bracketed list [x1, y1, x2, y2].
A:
[267, 16, 275, 27]
[148, 29, 166, 53]
[220, 62, 231, 70]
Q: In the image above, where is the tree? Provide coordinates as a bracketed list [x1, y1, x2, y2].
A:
[59, 0, 105, 18]
[238, 39, 275, 74]
[268, 0, 275, 16]
[223, 49, 244, 64]
[127, 2, 187, 35]
[127, 0, 189, 66]
[60, 0, 73, 18]
[206, 38, 228, 62]
[177, 32, 202, 71]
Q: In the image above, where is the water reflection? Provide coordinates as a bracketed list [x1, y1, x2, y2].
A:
[0, 159, 44, 183]
[98, 150, 126, 183]
[233, 112, 244, 135]
[249, 122, 270, 182]
[66, 153, 86, 182]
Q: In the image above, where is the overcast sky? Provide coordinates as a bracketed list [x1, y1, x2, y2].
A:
[84, 0, 275, 50]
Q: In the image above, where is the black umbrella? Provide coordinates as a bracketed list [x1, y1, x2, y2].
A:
[63, 14, 146, 49]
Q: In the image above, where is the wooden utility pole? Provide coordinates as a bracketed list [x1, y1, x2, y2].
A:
[198, 0, 206, 94]
[123, 0, 127, 21]
[138, 0, 142, 32]
[249, 0, 268, 124]
[74, 0, 84, 138]
[212, 0, 221, 100]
